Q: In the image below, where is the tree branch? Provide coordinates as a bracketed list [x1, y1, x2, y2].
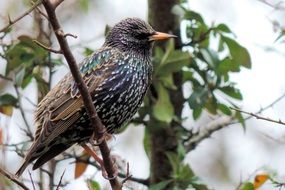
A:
[0, 0, 43, 33]
[41, 0, 121, 189]
[185, 116, 234, 152]
[0, 168, 29, 190]
[230, 107, 285, 126]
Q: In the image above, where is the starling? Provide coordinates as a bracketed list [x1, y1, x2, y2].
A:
[15, 18, 176, 177]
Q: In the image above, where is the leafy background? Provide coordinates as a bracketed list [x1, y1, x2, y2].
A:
[1, 0, 285, 190]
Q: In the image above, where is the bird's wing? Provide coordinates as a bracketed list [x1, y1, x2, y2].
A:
[32, 48, 116, 151]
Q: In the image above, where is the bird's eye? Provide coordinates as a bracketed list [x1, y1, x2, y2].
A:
[135, 32, 151, 40]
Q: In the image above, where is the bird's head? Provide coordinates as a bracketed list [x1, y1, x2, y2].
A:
[104, 18, 176, 56]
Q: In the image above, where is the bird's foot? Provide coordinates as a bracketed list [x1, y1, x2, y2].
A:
[82, 144, 118, 179]
[89, 130, 113, 146]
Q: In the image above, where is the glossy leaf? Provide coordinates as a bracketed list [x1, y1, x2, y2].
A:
[242, 182, 254, 190]
[87, 179, 101, 190]
[222, 36, 251, 69]
[153, 83, 174, 123]
[0, 94, 18, 107]
[219, 86, 243, 100]
[217, 103, 232, 115]
[188, 87, 208, 109]
[157, 50, 191, 77]
[193, 108, 202, 120]
[216, 23, 232, 33]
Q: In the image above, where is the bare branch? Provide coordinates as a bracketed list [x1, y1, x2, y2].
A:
[0, 74, 13, 81]
[185, 116, 234, 152]
[0, 0, 43, 33]
[230, 107, 285, 126]
[33, 39, 63, 54]
[41, 0, 121, 189]
[55, 169, 65, 190]
[28, 171, 36, 190]
[14, 85, 34, 140]
[0, 167, 29, 190]
[64, 33, 77, 39]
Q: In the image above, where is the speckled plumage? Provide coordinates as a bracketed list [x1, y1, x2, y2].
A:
[16, 18, 174, 177]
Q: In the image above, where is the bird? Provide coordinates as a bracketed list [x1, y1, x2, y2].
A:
[15, 18, 176, 177]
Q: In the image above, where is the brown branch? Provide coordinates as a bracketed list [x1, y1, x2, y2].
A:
[64, 33, 77, 39]
[41, 0, 121, 189]
[185, 116, 234, 152]
[0, 74, 13, 81]
[0, 168, 29, 190]
[0, 0, 43, 33]
[230, 107, 285, 126]
[33, 39, 63, 54]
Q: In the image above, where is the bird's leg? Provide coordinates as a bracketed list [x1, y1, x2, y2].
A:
[89, 130, 113, 146]
[82, 144, 108, 178]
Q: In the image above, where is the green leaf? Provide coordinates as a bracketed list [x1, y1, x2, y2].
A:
[219, 86, 243, 100]
[79, 0, 89, 12]
[149, 180, 172, 190]
[184, 10, 205, 24]
[193, 108, 202, 120]
[204, 96, 218, 114]
[222, 36, 251, 68]
[157, 50, 190, 77]
[87, 179, 101, 190]
[15, 68, 25, 86]
[235, 110, 246, 129]
[166, 152, 180, 174]
[242, 182, 254, 190]
[217, 57, 240, 75]
[200, 48, 219, 68]
[217, 103, 232, 115]
[188, 87, 208, 109]
[143, 127, 151, 159]
[153, 83, 174, 123]
[216, 23, 232, 33]
[0, 94, 18, 107]
[160, 75, 177, 90]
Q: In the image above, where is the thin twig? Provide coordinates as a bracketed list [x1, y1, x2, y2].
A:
[0, 167, 29, 190]
[0, 0, 43, 33]
[14, 85, 33, 140]
[28, 171, 36, 190]
[230, 107, 285, 126]
[41, 0, 121, 189]
[121, 162, 132, 184]
[64, 33, 77, 39]
[0, 73, 13, 81]
[33, 39, 63, 54]
[185, 116, 234, 152]
[55, 169, 66, 190]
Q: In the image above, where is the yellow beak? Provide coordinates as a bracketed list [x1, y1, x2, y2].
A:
[148, 32, 177, 41]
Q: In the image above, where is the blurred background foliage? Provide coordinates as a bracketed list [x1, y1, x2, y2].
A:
[1, 0, 285, 190]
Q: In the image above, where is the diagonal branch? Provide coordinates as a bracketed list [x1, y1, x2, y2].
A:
[41, 0, 121, 189]
[0, 168, 29, 190]
[230, 107, 285, 126]
[185, 116, 234, 152]
[0, 0, 43, 33]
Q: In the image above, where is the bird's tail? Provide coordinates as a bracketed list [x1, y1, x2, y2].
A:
[15, 160, 30, 177]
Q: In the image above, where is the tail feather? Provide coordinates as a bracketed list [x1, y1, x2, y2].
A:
[15, 160, 30, 177]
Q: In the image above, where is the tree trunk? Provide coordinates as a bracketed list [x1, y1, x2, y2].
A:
[148, 0, 183, 186]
